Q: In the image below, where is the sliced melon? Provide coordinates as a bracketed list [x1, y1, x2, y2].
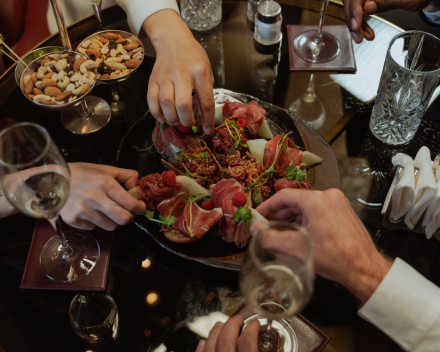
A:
[247, 139, 267, 164]
[176, 175, 210, 197]
[258, 119, 273, 139]
[250, 208, 269, 227]
[301, 151, 323, 166]
[214, 105, 224, 126]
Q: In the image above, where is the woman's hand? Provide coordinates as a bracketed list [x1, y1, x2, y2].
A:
[143, 9, 215, 134]
[60, 163, 146, 231]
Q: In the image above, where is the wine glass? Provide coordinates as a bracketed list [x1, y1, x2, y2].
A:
[239, 221, 314, 352]
[293, 0, 340, 63]
[0, 122, 100, 282]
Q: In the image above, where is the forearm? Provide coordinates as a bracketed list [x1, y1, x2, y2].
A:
[143, 9, 193, 52]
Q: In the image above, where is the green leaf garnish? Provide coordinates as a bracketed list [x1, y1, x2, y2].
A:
[252, 190, 263, 206]
[192, 125, 199, 133]
[144, 209, 155, 219]
[234, 207, 252, 222]
[133, 141, 155, 154]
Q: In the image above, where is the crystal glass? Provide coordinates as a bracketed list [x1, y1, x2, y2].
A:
[69, 292, 119, 344]
[180, 0, 222, 31]
[293, 0, 340, 63]
[0, 123, 100, 282]
[369, 31, 440, 145]
[239, 221, 314, 352]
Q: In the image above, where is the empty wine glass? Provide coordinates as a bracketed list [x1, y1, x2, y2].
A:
[0, 122, 100, 282]
[239, 221, 314, 352]
[294, 0, 340, 63]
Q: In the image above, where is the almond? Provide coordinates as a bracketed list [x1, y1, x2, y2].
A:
[41, 79, 57, 88]
[44, 86, 62, 97]
[73, 57, 86, 72]
[42, 56, 52, 65]
[115, 39, 127, 45]
[100, 74, 110, 79]
[27, 94, 35, 99]
[31, 72, 38, 84]
[99, 37, 110, 44]
[55, 91, 71, 101]
[125, 51, 133, 58]
[125, 59, 141, 69]
[25, 79, 34, 94]
[123, 42, 140, 51]
[102, 32, 119, 40]
[117, 34, 124, 40]
[85, 48, 102, 58]
[33, 88, 44, 95]
[42, 72, 56, 81]
[39, 100, 57, 106]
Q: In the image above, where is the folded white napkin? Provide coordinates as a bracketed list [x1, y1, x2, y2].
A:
[187, 311, 229, 339]
[404, 147, 436, 229]
[389, 153, 415, 221]
[423, 159, 440, 238]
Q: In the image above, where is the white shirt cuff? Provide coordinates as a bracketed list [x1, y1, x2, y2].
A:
[358, 258, 440, 351]
[115, 0, 180, 36]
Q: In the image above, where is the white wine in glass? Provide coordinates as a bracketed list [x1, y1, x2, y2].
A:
[294, 0, 340, 63]
[239, 221, 314, 352]
[0, 122, 100, 283]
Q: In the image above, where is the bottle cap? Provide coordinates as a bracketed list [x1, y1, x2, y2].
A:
[256, 1, 282, 24]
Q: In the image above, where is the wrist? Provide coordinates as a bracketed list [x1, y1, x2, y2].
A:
[341, 253, 393, 303]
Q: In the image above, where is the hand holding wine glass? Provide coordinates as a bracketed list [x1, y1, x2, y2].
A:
[0, 122, 100, 283]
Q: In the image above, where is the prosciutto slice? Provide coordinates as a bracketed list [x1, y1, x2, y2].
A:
[211, 179, 251, 247]
[222, 100, 265, 135]
[152, 122, 197, 159]
[263, 134, 302, 177]
[137, 173, 182, 210]
[274, 178, 313, 191]
[157, 191, 223, 239]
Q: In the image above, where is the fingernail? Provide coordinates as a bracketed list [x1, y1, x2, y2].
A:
[198, 340, 206, 348]
[351, 32, 359, 42]
[351, 17, 357, 30]
[157, 117, 164, 124]
[204, 127, 213, 135]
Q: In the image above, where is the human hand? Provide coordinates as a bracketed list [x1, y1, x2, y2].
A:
[144, 10, 215, 134]
[255, 188, 392, 302]
[195, 315, 260, 352]
[60, 163, 146, 231]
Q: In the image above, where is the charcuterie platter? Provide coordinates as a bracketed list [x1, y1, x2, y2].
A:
[116, 89, 340, 271]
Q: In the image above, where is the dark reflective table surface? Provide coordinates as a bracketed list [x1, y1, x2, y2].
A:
[1, 2, 440, 351]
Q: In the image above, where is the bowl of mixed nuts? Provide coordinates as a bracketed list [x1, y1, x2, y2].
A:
[77, 30, 144, 84]
[20, 51, 97, 110]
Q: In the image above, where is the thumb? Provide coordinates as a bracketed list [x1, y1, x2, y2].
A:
[363, 0, 379, 13]
[250, 221, 267, 236]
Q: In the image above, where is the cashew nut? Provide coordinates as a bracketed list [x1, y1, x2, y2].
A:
[72, 84, 90, 96]
[81, 40, 91, 48]
[23, 75, 31, 87]
[57, 70, 66, 80]
[121, 49, 127, 55]
[66, 83, 76, 92]
[80, 60, 95, 74]
[48, 54, 60, 60]
[35, 81, 43, 89]
[77, 47, 86, 54]
[70, 73, 82, 82]
[55, 59, 67, 72]
[95, 58, 103, 67]
[133, 52, 143, 60]
[83, 72, 96, 86]
[110, 49, 116, 57]
[105, 57, 122, 64]
[60, 53, 69, 59]
[132, 47, 143, 54]
[101, 45, 109, 55]
[92, 39, 103, 48]
[37, 66, 48, 79]
[115, 44, 123, 55]
[57, 76, 70, 89]
[33, 94, 52, 103]
[51, 73, 58, 81]
[112, 63, 126, 71]
[121, 54, 131, 61]
[68, 96, 78, 103]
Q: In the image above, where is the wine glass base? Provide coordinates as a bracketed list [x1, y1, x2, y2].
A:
[289, 96, 326, 129]
[294, 30, 340, 64]
[60, 96, 111, 134]
[40, 230, 100, 283]
[243, 314, 298, 352]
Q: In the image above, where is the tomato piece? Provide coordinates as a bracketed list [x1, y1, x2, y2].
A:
[228, 165, 244, 178]
[225, 150, 241, 165]
[236, 118, 248, 129]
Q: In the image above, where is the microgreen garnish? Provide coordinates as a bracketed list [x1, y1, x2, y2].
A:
[286, 165, 305, 182]
[234, 192, 252, 222]
[200, 152, 210, 159]
[133, 141, 155, 154]
[192, 125, 199, 133]
[145, 213, 176, 227]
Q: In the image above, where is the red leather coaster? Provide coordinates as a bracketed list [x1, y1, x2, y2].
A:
[232, 303, 329, 352]
[21, 220, 112, 291]
[287, 24, 356, 73]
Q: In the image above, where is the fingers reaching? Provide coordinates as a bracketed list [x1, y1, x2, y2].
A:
[147, 82, 164, 123]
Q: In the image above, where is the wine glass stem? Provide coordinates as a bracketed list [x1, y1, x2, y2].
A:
[49, 0, 72, 51]
[91, 1, 103, 31]
[78, 99, 94, 119]
[303, 74, 316, 102]
[316, 0, 330, 42]
[111, 84, 120, 104]
[48, 216, 73, 257]
[261, 318, 274, 351]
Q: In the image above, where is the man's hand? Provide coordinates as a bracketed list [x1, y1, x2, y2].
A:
[256, 188, 392, 302]
[143, 9, 215, 134]
[60, 163, 146, 231]
[195, 316, 260, 352]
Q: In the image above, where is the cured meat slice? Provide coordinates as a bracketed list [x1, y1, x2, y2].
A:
[263, 134, 302, 177]
[152, 122, 198, 159]
[222, 100, 266, 135]
[138, 173, 182, 210]
[274, 178, 313, 191]
[157, 191, 223, 239]
[211, 179, 251, 247]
